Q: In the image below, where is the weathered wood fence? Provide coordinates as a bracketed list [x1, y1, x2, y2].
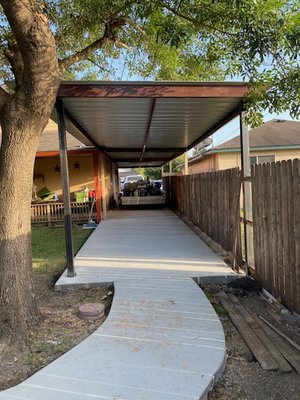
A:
[31, 202, 96, 225]
[166, 168, 242, 269]
[252, 159, 300, 314]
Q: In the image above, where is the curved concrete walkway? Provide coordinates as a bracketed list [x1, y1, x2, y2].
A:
[0, 209, 233, 400]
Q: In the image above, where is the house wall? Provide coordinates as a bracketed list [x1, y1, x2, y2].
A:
[189, 148, 300, 173]
[34, 154, 95, 201]
[217, 149, 300, 170]
[269, 148, 300, 162]
[188, 154, 216, 174]
[217, 152, 241, 170]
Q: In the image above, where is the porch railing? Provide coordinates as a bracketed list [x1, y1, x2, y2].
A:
[31, 201, 96, 225]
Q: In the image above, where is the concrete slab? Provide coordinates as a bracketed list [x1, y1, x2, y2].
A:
[56, 209, 235, 289]
[0, 209, 231, 400]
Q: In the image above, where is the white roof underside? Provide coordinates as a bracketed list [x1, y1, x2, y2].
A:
[52, 81, 247, 167]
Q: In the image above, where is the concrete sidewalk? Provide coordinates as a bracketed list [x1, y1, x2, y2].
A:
[0, 209, 234, 400]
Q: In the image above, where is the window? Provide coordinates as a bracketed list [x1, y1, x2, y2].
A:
[250, 155, 275, 165]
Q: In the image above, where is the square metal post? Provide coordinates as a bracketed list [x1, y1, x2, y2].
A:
[57, 99, 75, 277]
[184, 151, 189, 175]
[240, 111, 254, 273]
[99, 153, 107, 219]
[93, 152, 102, 223]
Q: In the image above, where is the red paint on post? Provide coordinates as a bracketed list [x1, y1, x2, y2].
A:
[93, 153, 102, 223]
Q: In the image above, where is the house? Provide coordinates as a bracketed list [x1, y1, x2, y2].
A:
[187, 119, 300, 174]
[0, 119, 119, 224]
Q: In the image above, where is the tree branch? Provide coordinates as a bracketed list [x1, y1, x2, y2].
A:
[162, 3, 237, 37]
[87, 58, 107, 72]
[124, 18, 145, 36]
[59, 17, 127, 72]
[3, 44, 24, 89]
[115, 40, 131, 51]
[59, 35, 109, 72]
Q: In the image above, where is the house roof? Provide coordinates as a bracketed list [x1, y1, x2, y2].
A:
[52, 81, 249, 168]
[214, 119, 300, 151]
[0, 119, 93, 153]
[36, 120, 94, 152]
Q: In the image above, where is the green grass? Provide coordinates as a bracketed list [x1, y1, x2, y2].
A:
[32, 226, 92, 274]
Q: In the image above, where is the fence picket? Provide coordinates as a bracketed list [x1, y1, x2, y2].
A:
[251, 159, 300, 314]
[168, 168, 242, 270]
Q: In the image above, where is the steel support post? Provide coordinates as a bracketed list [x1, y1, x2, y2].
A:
[99, 153, 107, 219]
[240, 111, 253, 273]
[57, 99, 75, 277]
[93, 152, 102, 223]
[112, 165, 118, 203]
[168, 161, 172, 203]
[184, 151, 189, 175]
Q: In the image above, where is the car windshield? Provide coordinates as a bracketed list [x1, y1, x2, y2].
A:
[127, 176, 143, 182]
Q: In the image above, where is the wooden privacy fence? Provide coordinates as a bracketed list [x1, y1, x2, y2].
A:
[31, 202, 95, 225]
[167, 168, 242, 269]
[252, 159, 300, 314]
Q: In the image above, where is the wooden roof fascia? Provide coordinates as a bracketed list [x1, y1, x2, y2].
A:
[36, 149, 97, 157]
[57, 82, 249, 99]
[112, 157, 173, 163]
[119, 164, 164, 168]
[105, 147, 186, 152]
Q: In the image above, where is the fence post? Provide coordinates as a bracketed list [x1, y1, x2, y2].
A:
[239, 111, 254, 273]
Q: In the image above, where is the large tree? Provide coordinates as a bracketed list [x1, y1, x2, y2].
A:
[0, 0, 299, 348]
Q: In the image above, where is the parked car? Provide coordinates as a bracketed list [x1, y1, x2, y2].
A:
[120, 175, 144, 192]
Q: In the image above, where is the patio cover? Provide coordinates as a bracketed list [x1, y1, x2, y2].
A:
[54, 81, 249, 167]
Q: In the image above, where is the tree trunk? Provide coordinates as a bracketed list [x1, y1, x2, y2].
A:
[0, 105, 58, 348]
[0, 2, 60, 349]
[0, 120, 40, 346]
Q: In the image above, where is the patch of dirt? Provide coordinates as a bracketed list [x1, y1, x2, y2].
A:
[0, 272, 113, 391]
[203, 284, 300, 400]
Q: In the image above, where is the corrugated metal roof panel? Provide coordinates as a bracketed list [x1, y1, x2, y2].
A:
[55, 81, 248, 167]
[63, 98, 151, 148]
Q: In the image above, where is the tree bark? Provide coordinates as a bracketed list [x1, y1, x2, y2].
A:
[0, 119, 41, 346]
[0, 1, 60, 348]
[0, 96, 59, 350]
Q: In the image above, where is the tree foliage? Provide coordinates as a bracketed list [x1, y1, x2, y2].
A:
[134, 154, 185, 179]
[0, 0, 299, 122]
[0, 0, 299, 345]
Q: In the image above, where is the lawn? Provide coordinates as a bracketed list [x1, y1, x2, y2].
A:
[0, 225, 112, 392]
[32, 225, 92, 274]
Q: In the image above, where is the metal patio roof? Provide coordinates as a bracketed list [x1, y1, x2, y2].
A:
[54, 81, 249, 167]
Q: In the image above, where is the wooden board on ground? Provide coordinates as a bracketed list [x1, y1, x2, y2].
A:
[219, 293, 278, 371]
[257, 315, 300, 374]
[220, 293, 300, 373]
